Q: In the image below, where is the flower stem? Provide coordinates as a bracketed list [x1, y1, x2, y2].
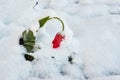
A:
[49, 17, 65, 31]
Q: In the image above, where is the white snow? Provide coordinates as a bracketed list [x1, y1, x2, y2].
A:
[0, 0, 120, 80]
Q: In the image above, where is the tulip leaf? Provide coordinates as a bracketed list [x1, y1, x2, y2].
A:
[39, 16, 50, 28]
[22, 30, 36, 53]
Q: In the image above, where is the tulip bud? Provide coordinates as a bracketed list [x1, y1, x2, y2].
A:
[52, 32, 65, 48]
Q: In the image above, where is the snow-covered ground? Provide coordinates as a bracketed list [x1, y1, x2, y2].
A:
[1, 0, 120, 80]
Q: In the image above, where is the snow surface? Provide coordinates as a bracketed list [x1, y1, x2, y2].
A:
[1, 0, 120, 80]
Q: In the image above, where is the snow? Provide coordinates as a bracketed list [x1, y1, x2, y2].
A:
[0, 0, 120, 80]
[0, 22, 32, 80]
[89, 75, 120, 80]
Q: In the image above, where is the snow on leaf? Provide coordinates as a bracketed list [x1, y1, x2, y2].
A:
[21, 30, 36, 53]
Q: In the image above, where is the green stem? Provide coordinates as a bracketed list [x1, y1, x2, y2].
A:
[49, 17, 65, 31]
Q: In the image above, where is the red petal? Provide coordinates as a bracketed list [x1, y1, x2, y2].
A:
[52, 32, 65, 48]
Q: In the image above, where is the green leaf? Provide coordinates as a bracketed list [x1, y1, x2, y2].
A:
[24, 42, 35, 46]
[23, 30, 35, 42]
[22, 30, 27, 37]
[22, 30, 36, 53]
[23, 44, 34, 53]
[39, 16, 50, 28]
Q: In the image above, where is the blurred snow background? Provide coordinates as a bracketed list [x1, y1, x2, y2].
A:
[0, 0, 120, 80]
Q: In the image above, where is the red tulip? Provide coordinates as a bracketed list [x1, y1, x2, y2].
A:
[39, 16, 65, 48]
[52, 32, 65, 48]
